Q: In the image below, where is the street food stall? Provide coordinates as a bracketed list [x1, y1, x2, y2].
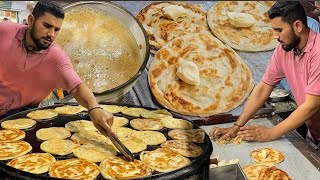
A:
[0, 1, 320, 180]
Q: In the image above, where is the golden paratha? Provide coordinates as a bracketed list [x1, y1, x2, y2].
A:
[0, 141, 32, 160]
[149, 33, 254, 116]
[49, 158, 100, 180]
[53, 105, 86, 115]
[121, 107, 146, 117]
[72, 144, 116, 162]
[136, 2, 210, 54]
[207, 1, 277, 52]
[0, 129, 25, 142]
[100, 156, 152, 179]
[111, 127, 135, 138]
[36, 127, 71, 141]
[131, 130, 167, 146]
[65, 120, 97, 132]
[161, 117, 193, 129]
[100, 104, 127, 113]
[26, 110, 58, 120]
[242, 163, 275, 180]
[117, 136, 147, 153]
[140, 109, 172, 119]
[168, 129, 205, 143]
[251, 148, 284, 164]
[130, 118, 164, 131]
[258, 166, 291, 180]
[1, 118, 36, 130]
[112, 116, 129, 127]
[161, 140, 203, 158]
[7, 153, 56, 174]
[71, 130, 110, 144]
[40, 139, 79, 156]
[140, 148, 190, 172]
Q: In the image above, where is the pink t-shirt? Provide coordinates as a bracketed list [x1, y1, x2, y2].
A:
[263, 30, 320, 142]
[0, 22, 83, 116]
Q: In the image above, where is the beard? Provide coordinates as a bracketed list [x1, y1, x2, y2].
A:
[30, 25, 52, 50]
[278, 28, 300, 52]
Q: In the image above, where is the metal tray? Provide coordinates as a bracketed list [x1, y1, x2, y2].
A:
[210, 164, 247, 180]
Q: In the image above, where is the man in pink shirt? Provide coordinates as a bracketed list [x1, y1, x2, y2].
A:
[0, 1, 114, 136]
[210, 2, 320, 145]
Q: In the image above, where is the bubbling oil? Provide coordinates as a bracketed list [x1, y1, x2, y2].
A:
[56, 7, 141, 93]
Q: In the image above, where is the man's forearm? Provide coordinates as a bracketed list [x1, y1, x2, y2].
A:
[70, 84, 99, 110]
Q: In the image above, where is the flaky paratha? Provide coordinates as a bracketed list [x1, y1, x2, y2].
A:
[161, 117, 193, 129]
[207, 1, 277, 52]
[258, 166, 291, 180]
[136, 2, 210, 54]
[7, 153, 56, 174]
[111, 127, 135, 138]
[0, 129, 25, 142]
[49, 158, 100, 180]
[149, 33, 254, 116]
[250, 148, 284, 164]
[130, 118, 164, 131]
[26, 110, 58, 120]
[73, 144, 116, 162]
[100, 104, 127, 113]
[131, 130, 166, 145]
[161, 140, 203, 158]
[112, 116, 129, 127]
[1, 118, 36, 130]
[242, 163, 275, 180]
[0, 141, 32, 160]
[168, 129, 205, 143]
[71, 130, 110, 145]
[36, 127, 71, 140]
[40, 139, 79, 156]
[140, 148, 190, 172]
[117, 136, 147, 153]
[53, 105, 86, 115]
[65, 120, 97, 132]
[100, 156, 152, 179]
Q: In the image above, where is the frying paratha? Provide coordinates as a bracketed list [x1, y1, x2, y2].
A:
[72, 144, 116, 162]
[65, 120, 97, 132]
[100, 104, 127, 114]
[130, 118, 164, 131]
[131, 130, 166, 146]
[7, 153, 56, 174]
[112, 116, 129, 127]
[71, 130, 110, 145]
[26, 110, 58, 120]
[0, 141, 32, 160]
[161, 140, 203, 158]
[36, 127, 71, 141]
[53, 105, 86, 115]
[161, 117, 193, 129]
[0, 129, 25, 142]
[100, 156, 152, 179]
[49, 158, 100, 180]
[251, 148, 284, 164]
[117, 136, 147, 153]
[40, 139, 79, 156]
[1, 118, 36, 130]
[149, 33, 254, 116]
[168, 129, 205, 143]
[136, 2, 210, 54]
[207, 1, 277, 52]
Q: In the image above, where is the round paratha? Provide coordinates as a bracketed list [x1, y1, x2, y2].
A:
[161, 140, 203, 158]
[207, 1, 277, 52]
[0, 141, 32, 160]
[131, 130, 167, 146]
[100, 156, 152, 179]
[7, 153, 56, 174]
[168, 129, 205, 143]
[72, 144, 116, 162]
[36, 127, 71, 140]
[250, 147, 284, 164]
[26, 110, 58, 120]
[149, 33, 254, 116]
[161, 117, 193, 130]
[136, 2, 210, 54]
[130, 118, 164, 131]
[1, 118, 36, 130]
[0, 129, 25, 142]
[242, 163, 275, 180]
[258, 166, 291, 180]
[53, 105, 86, 115]
[40, 139, 79, 156]
[65, 120, 97, 132]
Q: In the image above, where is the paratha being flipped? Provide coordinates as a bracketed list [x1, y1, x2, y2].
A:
[149, 33, 254, 116]
[207, 1, 277, 52]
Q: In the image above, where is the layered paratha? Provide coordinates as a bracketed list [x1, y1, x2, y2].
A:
[71, 130, 110, 144]
[65, 120, 97, 132]
[7, 153, 56, 174]
[0, 141, 32, 160]
[136, 2, 210, 54]
[100, 156, 152, 179]
[26, 110, 58, 120]
[149, 33, 254, 116]
[258, 166, 291, 180]
[49, 158, 100, 179]
[131, 130, 166, 146]
[53, 105, 86, 115]
[36, 127, 71, 140]
[243, 163, 275, 180]
[112, 116, 129, 127]
[40, 139, 79, 156]
[72, 144, 116, 162]
[130, 118, 164, 131]
[251, 148, 284, 164]
[117, 136, 147, 153]
[207, 1, 277, 52]
[0, 129, 25, 142]
[161, 140, 203, 158]
[1, 118, 36, 130]
[140, 148, 190, 172]
[168, 129, 205, 143]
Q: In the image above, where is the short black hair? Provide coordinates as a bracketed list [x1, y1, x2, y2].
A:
[3, 17, 8, 20]
[32, 0, 64, 19]
[268, 1, 307, 27]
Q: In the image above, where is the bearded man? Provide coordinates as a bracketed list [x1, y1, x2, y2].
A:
[210, 2, 320, 147]
[0, 1, 114, 136]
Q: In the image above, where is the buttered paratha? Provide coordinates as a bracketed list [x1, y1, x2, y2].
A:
[136, 2, 210, 54]
[36, 127, 71, 140]
[1, 118, 36, 130]
[0, 141, 32, 160]
[258, 166, 291, 180]
[207, 1, 277, 52]
[100, 156, 152, 179]
[161, 140, 203, 158]
[168, 129, 205, 143]
[26, 110, 58, 120]
[49, 158, 100, 180]
[0, 129, 25, 142]
[140, 148, 190, 172]
[149, 33, 254, 116]
[7, 153, 56, 174]
[130, 118, 164, 131]
[242, 163, 275, 180]
[251, 148, 284, 164]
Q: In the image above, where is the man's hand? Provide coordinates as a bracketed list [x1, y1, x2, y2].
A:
[238, 125, 274, 142]
[209, 125, 240, 140]
[89, 108, 116, 137]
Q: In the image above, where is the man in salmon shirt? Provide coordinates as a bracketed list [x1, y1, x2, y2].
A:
[210, 2, 320, 147]
[0, 1, 114, 136]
